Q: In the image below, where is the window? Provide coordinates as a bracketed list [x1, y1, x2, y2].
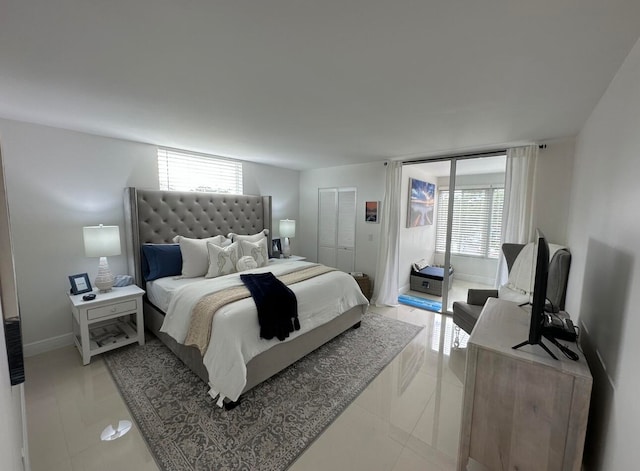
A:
[157, 148, 243, 194]
[435, 187, 504, 259]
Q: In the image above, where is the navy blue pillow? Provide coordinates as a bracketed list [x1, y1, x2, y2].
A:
[141, 244, 183, 281]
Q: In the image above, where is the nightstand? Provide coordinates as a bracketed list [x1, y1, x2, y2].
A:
[69, 285, 145, 365]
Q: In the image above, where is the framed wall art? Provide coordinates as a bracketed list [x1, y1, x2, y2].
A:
[365, 201, 379, 223]
[407, 178, 435, 227]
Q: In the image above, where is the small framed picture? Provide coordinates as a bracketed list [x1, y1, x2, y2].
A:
[365, 201, 380, 223]
[271, 238, 282, 258]
[69, 273, 92, 295]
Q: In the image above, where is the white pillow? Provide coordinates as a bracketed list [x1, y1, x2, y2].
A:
[173, 235, 230, 278]
[505, 242, 536, 295]
[228, 229, 269, 244]
[239, 239, 269, 267]
[236, 255, 258, 272]
[504, 242, 566, 295]
[205, 242, 239, 278]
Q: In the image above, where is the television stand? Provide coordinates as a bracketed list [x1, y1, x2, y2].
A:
[458, 298, 592, 471]
[512, 338, 558, 360]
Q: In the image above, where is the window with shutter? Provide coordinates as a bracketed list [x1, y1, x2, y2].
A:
[436, 187, 504, 259]
[157, 148, 243, 194]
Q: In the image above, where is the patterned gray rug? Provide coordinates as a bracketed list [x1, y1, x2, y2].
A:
[104, 313, 423, 471]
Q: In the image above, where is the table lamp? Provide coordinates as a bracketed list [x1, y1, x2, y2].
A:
[279, 219, 296, 258]
[83, 225, 121, 292]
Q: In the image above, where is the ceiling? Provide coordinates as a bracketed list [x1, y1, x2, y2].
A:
[1, 1, 639, 171]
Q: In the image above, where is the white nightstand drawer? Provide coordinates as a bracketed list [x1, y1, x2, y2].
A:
[87, 299, 137, 320]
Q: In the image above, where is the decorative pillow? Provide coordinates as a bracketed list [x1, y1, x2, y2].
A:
[173, 235, 231, 278]
[500, 242, 566, 305]
[173, 234, 230, 246]
[504, 242, 536, 295]
[236, 256, 258, 272]
[228, 229, 269, 244]
[239, 239, 269, 267]
[205, 242, 240, 278]
[498, 284, 529, 305]
[141, 244, 182, 281]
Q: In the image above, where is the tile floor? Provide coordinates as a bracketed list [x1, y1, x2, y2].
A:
[24, 304, 470, 471]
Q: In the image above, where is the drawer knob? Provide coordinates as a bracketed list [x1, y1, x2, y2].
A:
[110, 307, 117, 313]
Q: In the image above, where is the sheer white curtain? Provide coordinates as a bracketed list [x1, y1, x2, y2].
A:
[496, 145, 538, 286]
[372, 161, 402, 306]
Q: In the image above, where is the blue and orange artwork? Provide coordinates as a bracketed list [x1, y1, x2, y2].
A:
[407, 178, 435, 227]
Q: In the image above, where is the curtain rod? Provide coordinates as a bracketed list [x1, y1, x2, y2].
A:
[401, 149, 507, 166]
[401, 144, 546, 166]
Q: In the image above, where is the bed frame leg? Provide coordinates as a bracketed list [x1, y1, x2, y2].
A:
[224, 398, 241, 410]
[353, 321, 361, 329]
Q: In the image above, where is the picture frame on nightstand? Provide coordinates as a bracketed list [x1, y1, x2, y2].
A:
[69, 273, 92, 295]
[271, 238, 282, 258]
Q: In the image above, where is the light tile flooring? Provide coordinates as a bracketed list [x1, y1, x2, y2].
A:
[24, 304, 470, 471]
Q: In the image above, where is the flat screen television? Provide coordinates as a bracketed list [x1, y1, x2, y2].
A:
[512, 229, 558, 359]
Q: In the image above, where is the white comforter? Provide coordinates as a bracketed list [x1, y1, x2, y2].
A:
[158, 260, 369, 403]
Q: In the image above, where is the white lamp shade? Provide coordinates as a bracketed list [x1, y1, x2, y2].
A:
[279, 219, 296, 238]
[83, 225, 121, 257]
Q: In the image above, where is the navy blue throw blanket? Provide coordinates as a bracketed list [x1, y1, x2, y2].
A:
[240, 272, 300, 341]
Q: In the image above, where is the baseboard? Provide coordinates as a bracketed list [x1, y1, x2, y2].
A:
[23, 332, 74, 357]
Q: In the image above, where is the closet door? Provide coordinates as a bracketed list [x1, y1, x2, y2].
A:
[318, 189, 338, 267]
[336, 189, 356, 272]
[318, 187, 356, 272]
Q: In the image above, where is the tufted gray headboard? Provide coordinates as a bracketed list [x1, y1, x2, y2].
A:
[124, 187, 272, 286]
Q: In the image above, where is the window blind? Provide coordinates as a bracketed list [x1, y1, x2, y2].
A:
[157, 148, 243, 194]
[436, 187, 504, 259]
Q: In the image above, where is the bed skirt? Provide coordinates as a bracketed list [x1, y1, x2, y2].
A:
[143, 300, 364, 395]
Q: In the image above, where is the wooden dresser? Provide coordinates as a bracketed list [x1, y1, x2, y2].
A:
[458, 298, 592, 471]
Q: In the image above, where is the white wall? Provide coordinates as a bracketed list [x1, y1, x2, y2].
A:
[532, 138, 576, 245]
[299, 162, 386, 283]
[0, 118, 300, 354]
[399, 165, 438, 291]
[243, 162, 300, 252]
[565, 38, 640, 471]
[0, 119, 158, 353]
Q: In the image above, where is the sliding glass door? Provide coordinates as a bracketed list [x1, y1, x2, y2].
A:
[438, 155, 506, 312]
[402, 154, 505, 314]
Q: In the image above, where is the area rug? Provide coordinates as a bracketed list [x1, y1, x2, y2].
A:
[104, 313, 423, 471]
[398, 293, 443, 313]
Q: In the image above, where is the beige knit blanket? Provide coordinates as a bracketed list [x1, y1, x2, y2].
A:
[185, 264, 336, 354]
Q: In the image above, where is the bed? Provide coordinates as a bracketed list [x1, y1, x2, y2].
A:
[123, 187, 368, 407]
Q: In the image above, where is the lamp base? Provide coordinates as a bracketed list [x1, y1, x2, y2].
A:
[282, 237, 291, 258]
[95, 256, 115, 292]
